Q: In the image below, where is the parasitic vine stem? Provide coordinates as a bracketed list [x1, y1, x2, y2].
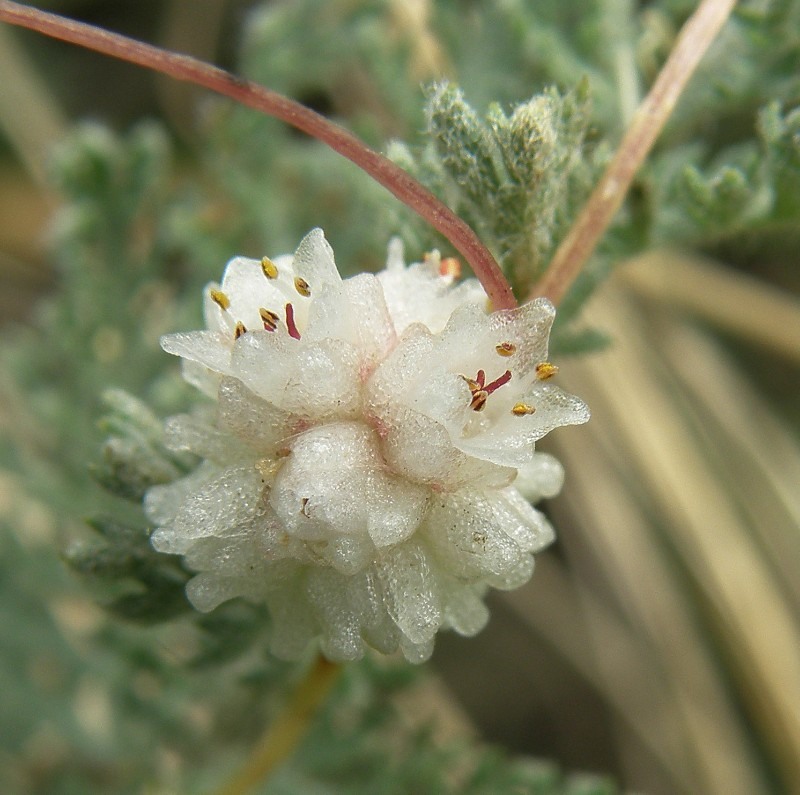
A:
[0, 0, 516, 310]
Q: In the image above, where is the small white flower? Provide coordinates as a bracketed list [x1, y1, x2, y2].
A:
[147, 229, 589, 663]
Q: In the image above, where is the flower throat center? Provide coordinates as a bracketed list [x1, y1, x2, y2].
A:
[464, 369, 512, 412]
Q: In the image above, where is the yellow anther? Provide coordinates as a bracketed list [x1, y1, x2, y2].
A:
[439, 257, 462, 279]
[495, 342, 516, 357]
[261, 256, 279, 279]
[512, 402, 536, 416]
[462, 376, 482, 392]
[234, 321, 247, 339]
[294, 276, 311, 297]
[256, 458, 280, 480]
[259, 307, 279, 331]
[209, 288, 230, 310]
[535, 362, 559, 380]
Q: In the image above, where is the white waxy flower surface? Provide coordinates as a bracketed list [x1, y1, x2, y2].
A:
[147, 229, 589, 663]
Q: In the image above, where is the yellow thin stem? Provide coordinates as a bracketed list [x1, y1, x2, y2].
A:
[212, 657, 341, 795]
[530, 0, 737, 305]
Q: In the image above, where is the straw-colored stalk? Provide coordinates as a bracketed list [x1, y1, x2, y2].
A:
[512, 259, 800, 792]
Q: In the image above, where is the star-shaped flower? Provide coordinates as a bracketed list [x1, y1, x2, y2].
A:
[147, 229, 588, 662]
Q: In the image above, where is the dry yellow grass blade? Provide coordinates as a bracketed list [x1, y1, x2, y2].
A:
[503, 556, 697, 794]
[565, 280, 800, 791]
[545, 424, 767, 794]
[0, 24, 66, 187]
[0, 170, 53, 325]
[660, 323, 800, 612]
[620, 250, 800, 362]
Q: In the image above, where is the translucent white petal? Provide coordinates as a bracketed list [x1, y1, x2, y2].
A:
[377, 239, 485, 334]
[316, 535, 375, 575]
[485, 553, 535, 590]
[203, 258, 290, 331]
[408, 369, 472, 427]
[365, 480, 429, 548]
[376, 401, 514, 490]
[513, 452, 564, 503]
[270, 422, 429, 551]
[228, 331, 362, 420]
[421, 491, 529, 581]
[185, 572, 255, 612]
[494, 487, 556, 552]
[144, 461, 219, 526]
[181, 516, 302, 576]
[301, 275, 396, 375]
[181, 359, 221, 398]
[164, 413, 245, 463]
[431, 299, 556, 391]
[185, 570, 274, 612]
[161, 330, 232, 375]
[455, 383, 590, 466]
[366, 323, 435, 407]
[217, 377, 294, 454]
[150, 465, 265, 554]
[355, 570, 400, 654]
[377, 541, 441, 644]
[439, 577, 490, 636]
[307, 567, 366, 661]
[398, 635, 435, 664]
[420, 486, 553, 589]
[262, 561, 319, 659]
[212, 252, 309, 334]
[291, 228, 341, 289]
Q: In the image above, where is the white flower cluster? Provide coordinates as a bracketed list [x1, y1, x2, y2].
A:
[147, 230, 589, 662]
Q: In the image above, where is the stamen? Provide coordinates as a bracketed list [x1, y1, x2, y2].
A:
[484, 369, 512, 395]
[293, 276, 311, 297]
[535, 362, 559, 380]
[259, 307, 279, 331]
[462, 376, 482, 392]
[470, 390, 489, 411]
[285, 302, 301, 340]
[261, 256, 279, 279]
[512, 402, 536, 416]
[495, 341, 516, 357]
[462, 368, 512, 411]
[209, 288, 230, 310]
[439, 257, 461, 279]
[234, 321, 247, 339]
